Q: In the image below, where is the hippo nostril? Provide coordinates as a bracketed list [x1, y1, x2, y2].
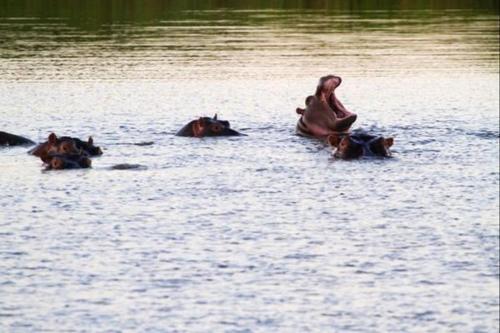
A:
[51, 157, 64, 170]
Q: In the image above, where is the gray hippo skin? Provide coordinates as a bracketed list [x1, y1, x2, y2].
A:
[327, 132, 394, 159]
[0, 131, 35, 146]
[176, 114, 243, 137]
[29, 133, 103, 158]
[44, 153, 92, 170]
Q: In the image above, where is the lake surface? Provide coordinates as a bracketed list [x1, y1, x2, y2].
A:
[0, 1, 499, 332]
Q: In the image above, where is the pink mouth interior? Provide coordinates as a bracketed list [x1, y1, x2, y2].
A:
[325, 80, 357, 132]
[322, 77, 353, 120]
[329, 93, 349, 118]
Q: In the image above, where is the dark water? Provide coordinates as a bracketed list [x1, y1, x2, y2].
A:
[0, 1, 499, 332]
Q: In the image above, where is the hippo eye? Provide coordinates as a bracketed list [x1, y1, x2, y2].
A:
[60, 142, 74, 153]
[211, 124, 223, 133]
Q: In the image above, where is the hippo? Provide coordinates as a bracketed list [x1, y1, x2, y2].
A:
[44, 153, 92, 170]
[65, 136, 103, 156]
[29, 133, 103, 159]
[296, 75, 357, 138]
[328, 132, 394, 159]
[41, 140, 82, 164]
[176, 114, 243, 137]
[0, 131, 35, 146]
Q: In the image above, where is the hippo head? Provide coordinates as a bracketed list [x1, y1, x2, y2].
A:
[46, 134, 79, 154]
[328, 134, 364, 159]
[296, 75, 357, 137]
[317, 75, 358, 131]
[177, 114, 242, 137]
[47, 154, 92, 170]
[57, 135, 103, 156]
[37, 133, 82, 163]
[80, 136, 103, 156]
[328, 133, 394, 159]
[368, 136, 394, 157]
[196, 116, 240, 136]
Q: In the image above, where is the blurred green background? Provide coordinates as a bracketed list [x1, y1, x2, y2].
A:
[1, 0, 498, 28]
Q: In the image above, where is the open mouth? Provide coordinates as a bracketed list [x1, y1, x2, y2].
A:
[327, 91, 357, 132]
[327, 91, 350, 117]
[329, 94, 347, 118]
[320, 76, 351, 120]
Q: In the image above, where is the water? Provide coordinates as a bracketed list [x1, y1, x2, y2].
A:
[1, 1, 499, 332]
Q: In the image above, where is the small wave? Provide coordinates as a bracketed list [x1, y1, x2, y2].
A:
[466, 130, 499, 140]
[108, 141, 155, 146]
[352, 126, 391, 135]
[411, 139, 436, 145]
[440, 127, 499, 139]
[283, 253, 321, 260]
[1, 251, 27, 256]
[413, 311, 436, 320]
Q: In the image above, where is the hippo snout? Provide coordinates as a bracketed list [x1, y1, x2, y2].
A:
[335, 113, 357, 132]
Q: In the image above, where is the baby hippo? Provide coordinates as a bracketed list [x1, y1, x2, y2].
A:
[176, 114, 243, 137]
[328, 132, 394, 159]
[45, 153, 92, 170]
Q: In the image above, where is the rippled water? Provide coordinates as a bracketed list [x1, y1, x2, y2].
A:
[1, 3, 499, 332]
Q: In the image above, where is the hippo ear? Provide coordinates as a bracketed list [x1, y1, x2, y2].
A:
[305, 95, 314, 106]
[296, 107, 305, 115]
[384, 137, 394, 148]
[48, 133, 57, 144]
[88, 136, 93, 145]
[327, 134, 341, 147]
[213, 114, 218, 120]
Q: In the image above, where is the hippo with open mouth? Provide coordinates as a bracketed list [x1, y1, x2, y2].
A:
[176, 114, 243, 137]
[296, 75, 357, 138]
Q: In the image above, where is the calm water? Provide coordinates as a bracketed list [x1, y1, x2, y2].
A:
[1, 1, 499, 332]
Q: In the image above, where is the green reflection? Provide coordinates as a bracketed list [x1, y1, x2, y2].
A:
[0, 0, 498, 29]
[0, 0, 498, 80]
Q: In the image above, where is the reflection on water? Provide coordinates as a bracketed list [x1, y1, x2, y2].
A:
[0, 1, 498, 80]
[0, 1, 499, 332]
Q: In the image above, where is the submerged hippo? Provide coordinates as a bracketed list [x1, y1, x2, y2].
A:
[328, 132, 394, 159]
[29, 133, 103, 159]
[44, 153, 92, 170]
[176, 114, 243, 137]
[0, 131, 35, 146]
[296, 75, 357, 138]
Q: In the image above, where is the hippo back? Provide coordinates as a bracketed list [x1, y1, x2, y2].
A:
[0, 131, 35, 146]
